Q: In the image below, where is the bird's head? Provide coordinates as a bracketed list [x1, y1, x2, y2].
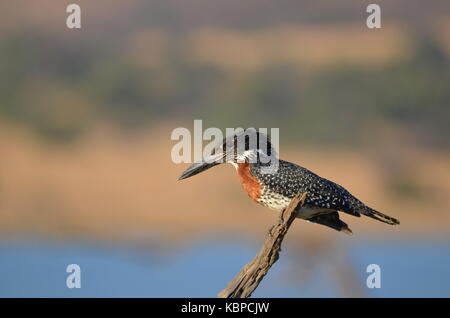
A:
[178, 128, 278, 180]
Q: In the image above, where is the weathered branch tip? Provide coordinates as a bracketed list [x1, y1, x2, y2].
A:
[218, 192, 307, 298]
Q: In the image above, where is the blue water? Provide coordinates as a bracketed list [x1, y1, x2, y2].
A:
[0, 237, 449, 297]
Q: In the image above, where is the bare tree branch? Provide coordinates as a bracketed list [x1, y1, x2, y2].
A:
[218, 192, 308, 298]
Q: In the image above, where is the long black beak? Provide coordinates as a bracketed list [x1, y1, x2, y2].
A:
[178, 153, 224, 180]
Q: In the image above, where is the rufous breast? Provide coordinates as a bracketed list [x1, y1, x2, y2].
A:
[236, 162, 262, 203]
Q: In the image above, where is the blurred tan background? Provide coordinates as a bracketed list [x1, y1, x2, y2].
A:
[1, 0, 450, 297]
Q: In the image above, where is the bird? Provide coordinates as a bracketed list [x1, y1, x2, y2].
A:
[178, 129, 399, 235]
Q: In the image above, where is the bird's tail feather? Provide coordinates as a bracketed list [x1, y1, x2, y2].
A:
[359, 206, 400, 225]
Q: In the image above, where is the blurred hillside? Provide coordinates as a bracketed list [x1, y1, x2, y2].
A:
[0, 1, 450, 241]
[0, 0, 449, 148]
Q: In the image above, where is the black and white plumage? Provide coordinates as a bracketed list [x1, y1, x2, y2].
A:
[252, 159, 399, 234]
[179, 129, 400, 235]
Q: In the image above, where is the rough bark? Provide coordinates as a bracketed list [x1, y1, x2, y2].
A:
[218, 192, 307, 298]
